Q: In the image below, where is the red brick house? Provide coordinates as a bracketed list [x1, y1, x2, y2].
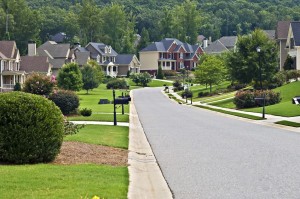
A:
[139, 38, 203, 74]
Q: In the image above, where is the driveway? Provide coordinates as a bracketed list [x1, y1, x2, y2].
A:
[133, 88, 300, 199]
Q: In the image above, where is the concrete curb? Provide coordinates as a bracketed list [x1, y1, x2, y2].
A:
[127, 92, 173, 199]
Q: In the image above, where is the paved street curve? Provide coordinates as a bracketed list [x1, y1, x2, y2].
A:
[133, 88, 300, 199]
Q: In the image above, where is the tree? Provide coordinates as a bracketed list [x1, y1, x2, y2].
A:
[57, 63, 83, 91]
[137, 27, 150, 51]
[283, 55, 295, 71]
[226, 29, 278, 86]
[130, 72, 152, 87]
[195, 55, 227, 93]
[86, 59, 104, 83]
[81, 65, 100, 94]
[156, 65, 164, 79]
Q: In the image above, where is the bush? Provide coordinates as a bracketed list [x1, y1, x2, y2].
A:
[49, 90, 80, 115]
[173, 79, 182, 88]
[269, 71, 287, 89]
[130, 72, 152, 87]
[286, 70, 300, 82]
[106, 78, 129, 89]
[13, 82, 21, 91]
[22, 73, 55, 96]
[181, 89, 193, 98]
[163, 70, 177, 77]
[80, 108, 92, 117]
[198, 91, 210, 97]
[227, 82, 247, 90]
[0, 92, 64, 164]
[63, 119, 85, 136]
[233, 90, 281, 109]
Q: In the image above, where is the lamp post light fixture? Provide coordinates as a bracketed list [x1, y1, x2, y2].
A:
[256, 46, 266, 119]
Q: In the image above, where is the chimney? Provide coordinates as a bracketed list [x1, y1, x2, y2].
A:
[209, 36, 212, 43]
[203, 38, 208, 48]
[28, 40, 36, 56]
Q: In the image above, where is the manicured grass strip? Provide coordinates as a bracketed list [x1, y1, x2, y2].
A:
[68, 113, 129, 122]
[275, 120, 300, 127]
[0, 164, 128, 199]
[64, 125, 129, 149]
[209, 98, 236, 109]
[127, 79, 173, 87]
[194, 105, 264, 120]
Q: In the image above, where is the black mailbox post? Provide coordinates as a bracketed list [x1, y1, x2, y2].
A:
[113, 90, 131, 126]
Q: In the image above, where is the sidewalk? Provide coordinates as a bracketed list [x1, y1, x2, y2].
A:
[71, 121, 129, 127]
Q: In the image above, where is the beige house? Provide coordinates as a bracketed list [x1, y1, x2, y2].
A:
[286, 21, 300, 70]
[0, 41, 26, 92]
[276, 21, 290, 70]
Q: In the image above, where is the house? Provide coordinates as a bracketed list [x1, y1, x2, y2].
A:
[50, 32, 67, 43]
[35, 41, 74, 76]
[20, 56, 52, 76]
[139, 38, 203, 74]
[276, 21, 291, 70]
[76, 42, 140, 77]
[0, 41, 25, 92]
[286, 21, 300, 70]
[264, 30, 276, 40]
[203, 36, 237, 54]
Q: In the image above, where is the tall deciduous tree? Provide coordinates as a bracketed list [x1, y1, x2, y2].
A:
[195, 55, 227, 93]
[57, 63, 83, 91]
[226, 29, 278, 86]
[81, 65, 100, 94]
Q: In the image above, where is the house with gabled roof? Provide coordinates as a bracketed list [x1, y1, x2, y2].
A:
[36, 41, 74, 76]
[139, 38, 203, 74]
[276, 21, 291, 70]
[286, 21, 300, 70]
[20, 56, 52, 76]
[76, 42, 140, 77]
[0, 41, 25, 92]
[203, 36, 237, 54]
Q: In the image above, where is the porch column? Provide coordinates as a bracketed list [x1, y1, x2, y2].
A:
[116, 66, 118, 76]
[106, 65, 109, 76]
[0, 75, 2, 88]
[13, 75, 16, 86]
[297, 48, 300, 70]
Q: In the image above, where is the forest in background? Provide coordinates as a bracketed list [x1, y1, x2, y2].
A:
[1, 0, 300, 54]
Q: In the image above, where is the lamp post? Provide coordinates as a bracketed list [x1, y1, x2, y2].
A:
[256, 46, 265, 119]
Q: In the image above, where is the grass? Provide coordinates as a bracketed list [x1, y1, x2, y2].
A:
[184, 81, 231, 101]
[0, 164, 128, 199]
[275, 120, 300, 127]
[194, 105, 264, 120]
[65, 125, 129, 149]
[68, 113, 129, 122]
[209, 98, 236, 108]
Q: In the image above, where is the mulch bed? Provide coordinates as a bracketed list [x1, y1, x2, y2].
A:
[53, 141, 128, 166]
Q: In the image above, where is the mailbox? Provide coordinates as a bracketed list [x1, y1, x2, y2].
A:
[292, 97, 300, 104]
[115, 98, 130, 105]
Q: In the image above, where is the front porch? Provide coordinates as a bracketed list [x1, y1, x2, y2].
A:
[104, 62, 118, 77]
[1, 72, 26, 92]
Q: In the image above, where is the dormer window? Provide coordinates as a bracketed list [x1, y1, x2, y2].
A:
[108, 47, 112, 53]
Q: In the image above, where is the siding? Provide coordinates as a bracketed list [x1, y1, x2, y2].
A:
[139, 51, 159, 70]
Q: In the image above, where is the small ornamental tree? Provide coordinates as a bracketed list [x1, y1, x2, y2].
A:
[0, 92, 64, 164]
[140, 72, 152, 87]
[81, 65, 100, 94]
[156, 65, 164, 79]
[57, 62, 83, 91]
[22, 73, 55, 95]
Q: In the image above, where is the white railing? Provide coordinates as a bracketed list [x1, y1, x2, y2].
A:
[3, 84, 14, 89]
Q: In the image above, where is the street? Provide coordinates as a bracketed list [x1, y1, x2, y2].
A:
[133, 88, 300, 199]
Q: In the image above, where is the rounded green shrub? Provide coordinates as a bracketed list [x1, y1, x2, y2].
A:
[48, 90, 80, 115]
[106, 78, 129, 89]
[0, 92, 64, 164]
[80, 108, 92, 117]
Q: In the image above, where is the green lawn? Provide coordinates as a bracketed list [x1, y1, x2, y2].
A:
[68, 113, 129, 122]
[209, 98, 236, 108]
[275, 120, 300, 127]
[0, 164, 128, 199]
[65, 125, 129, 149]
[243, 82, 300, 117]
[194, 105, 264, 120]
[185, 81, 231, 101]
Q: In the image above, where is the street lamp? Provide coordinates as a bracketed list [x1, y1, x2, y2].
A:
[256, 46, 265, 119]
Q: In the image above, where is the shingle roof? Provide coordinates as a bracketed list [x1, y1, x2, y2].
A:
[115, 54, 134, 65]
[49, 58, 66, 69]
[75, 51, 90, 66]
[291, 22, 300, 46]
[218, 36, 237, 49]
[0, 41, 18, 59]
[50, 32, 67, 43]
[37, 41, 70, 58]
[87, 42, 118, 56]
[20, 56, 51, 73]
[276, 21, 290, 39]
[264, 30, 275, 40]
[204, 40, 229, 54]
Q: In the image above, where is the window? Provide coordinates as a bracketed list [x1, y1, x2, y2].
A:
[180, 52, 183, 59]
[180, 62, 184, 69]
[108, 47, 112, 53]
[97, 55, 100, 63]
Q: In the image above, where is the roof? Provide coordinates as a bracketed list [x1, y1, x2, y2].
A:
[197, 35, 206, 42]
[20, 56, 51, 73]
[276, 21, 290, 39]
[75, 51, 90, 66]
[49, 58, 66, 69]
[50, 32, 67, 43]
[0, 41, 18, 59]
[291, 22, 300, 46]
[115, 54, 134, 65]
[37, 41, 70, 58]
[204, 40, 229, 54]
[264, 30, 275, 40]
[218, 36, 237, 48]
[140, 38, 200, 53]
[87, 42, 118, 56]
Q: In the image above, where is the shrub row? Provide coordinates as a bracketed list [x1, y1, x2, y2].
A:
[106, 78, 129, 89]
[233, 90, 281, 109]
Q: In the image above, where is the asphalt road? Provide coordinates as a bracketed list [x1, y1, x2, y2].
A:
[133, 88, 300, 199]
